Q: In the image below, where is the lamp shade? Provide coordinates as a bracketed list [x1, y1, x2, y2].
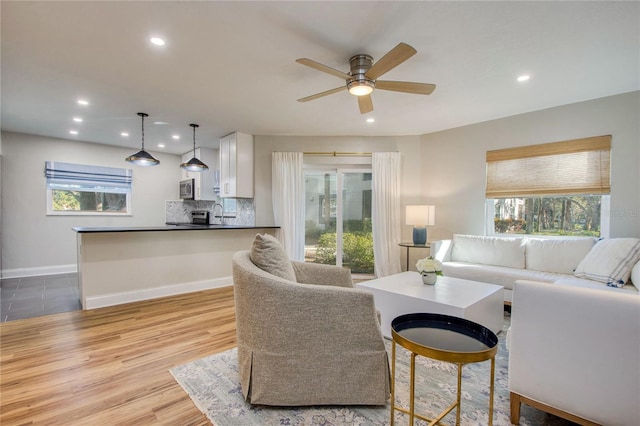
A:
[126, 112, 160, 166]
[405, 205, 435, 226]
[180, 123, 208, 172]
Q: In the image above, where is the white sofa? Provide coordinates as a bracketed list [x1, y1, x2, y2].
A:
[432, 234, 640, 425]
[432, 234, 640, 303]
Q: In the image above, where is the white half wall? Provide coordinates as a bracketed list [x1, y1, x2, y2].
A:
[1, 131, 181, 276]
[420, 91, 640, 239]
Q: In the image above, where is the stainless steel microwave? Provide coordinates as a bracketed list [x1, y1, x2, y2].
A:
[180, 179, 195, 200]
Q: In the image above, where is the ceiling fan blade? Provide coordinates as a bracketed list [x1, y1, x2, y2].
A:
[296, 58, 352, 80]
[365, 42, 417, 80]
[297, 86, 346, 102]
[358, 94, 373, 114]
[376, 80, 436, 95]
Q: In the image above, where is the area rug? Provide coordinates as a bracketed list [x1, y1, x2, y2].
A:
[171, 314, 575, 425]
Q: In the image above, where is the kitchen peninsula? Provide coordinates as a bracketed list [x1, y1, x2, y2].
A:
[73, 225, 278, 309]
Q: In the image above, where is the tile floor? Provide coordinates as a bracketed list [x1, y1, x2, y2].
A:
[0, 273, 81, 322]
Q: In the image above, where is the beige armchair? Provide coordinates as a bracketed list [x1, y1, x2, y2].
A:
[232, 248, 390, 406]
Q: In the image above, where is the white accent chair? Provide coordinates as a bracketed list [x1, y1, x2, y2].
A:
[509, 280, 640, 425]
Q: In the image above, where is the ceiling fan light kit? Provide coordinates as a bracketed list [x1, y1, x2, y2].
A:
[297, 42, 436, 114]
[348, 80, 374, 96]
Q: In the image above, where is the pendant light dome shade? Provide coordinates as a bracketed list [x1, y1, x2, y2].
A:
[126, 112, 160, 166]
[180, 124, 208, 172]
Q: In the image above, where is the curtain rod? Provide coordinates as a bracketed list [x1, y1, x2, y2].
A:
[303, 151, 372, 157]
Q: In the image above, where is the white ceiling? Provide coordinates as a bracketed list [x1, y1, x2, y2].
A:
[2, 1, 638, 155]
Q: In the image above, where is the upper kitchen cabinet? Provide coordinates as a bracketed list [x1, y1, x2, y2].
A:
[181, 147, 218, 200]
[219, 132, 254, 198]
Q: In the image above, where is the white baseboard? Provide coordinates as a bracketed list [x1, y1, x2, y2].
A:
[1, 264, 78, 279]
[83, 276, 233, 310]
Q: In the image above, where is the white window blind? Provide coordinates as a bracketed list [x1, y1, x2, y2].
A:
[486, 135, 611, 198]
[45, 161, 132, 192]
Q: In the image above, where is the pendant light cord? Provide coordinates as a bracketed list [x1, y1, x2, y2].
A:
[190, 123, 199, 155]
[138, 112, 149, 151]
[141, 114, 146, 150]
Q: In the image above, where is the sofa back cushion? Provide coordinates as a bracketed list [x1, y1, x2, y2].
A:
[574, 238, 640, 287]
[250, 233, 297, 282]
[451, 234, 525, 268]
[525, 238, 596, 274]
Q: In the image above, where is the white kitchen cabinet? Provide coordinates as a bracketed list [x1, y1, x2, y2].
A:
[181, 147, 218, 200]
[219, 132, 253, 198]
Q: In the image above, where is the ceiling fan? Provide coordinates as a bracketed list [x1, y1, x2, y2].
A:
[296, 42, 436, 114]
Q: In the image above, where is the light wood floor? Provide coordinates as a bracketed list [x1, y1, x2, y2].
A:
[1, 286, 237, 425]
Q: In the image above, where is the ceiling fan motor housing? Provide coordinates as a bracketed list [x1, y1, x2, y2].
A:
[348, 54, 375, 94]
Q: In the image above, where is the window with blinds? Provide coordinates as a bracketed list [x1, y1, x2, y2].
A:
[45, 161, 133, 215]
[486, 136, 611, 237]
[486, 135, 611, 198]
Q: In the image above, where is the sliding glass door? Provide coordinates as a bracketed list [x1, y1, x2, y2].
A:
[304, 168, 373, 275]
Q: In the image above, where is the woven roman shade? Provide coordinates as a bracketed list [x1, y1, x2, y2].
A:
[486, 135, 611, 198]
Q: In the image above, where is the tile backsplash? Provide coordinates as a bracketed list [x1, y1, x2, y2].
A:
[166, 198, 255, 226]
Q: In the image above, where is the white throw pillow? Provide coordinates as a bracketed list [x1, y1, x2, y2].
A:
[451, 234, 525, 268]
[525, 238, 596, 274]
[574, 238, 640, 287]
[631, 260, 640, 291]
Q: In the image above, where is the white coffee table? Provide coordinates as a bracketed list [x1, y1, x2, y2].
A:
[356, 272, 504, 338]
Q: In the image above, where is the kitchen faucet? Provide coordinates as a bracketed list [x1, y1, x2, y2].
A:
[213, 203, 224, 225]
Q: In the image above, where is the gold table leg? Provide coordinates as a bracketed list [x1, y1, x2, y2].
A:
[410, 352, 416, 424]
[489, 356, 495, 426]
[390, 342, 496, 426]
[391, 340, 396, 426]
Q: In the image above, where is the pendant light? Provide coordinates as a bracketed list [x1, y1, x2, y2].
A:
[180, 123, 209, 172]
[126, 112, 160, 166]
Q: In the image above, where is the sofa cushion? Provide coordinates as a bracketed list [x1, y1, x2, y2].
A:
[451, 234, 525, 268]
[554, 276, 639, 294]
[525, 238, 595, 274]
[250, 233, 297, 282]
[441, 261, 563, 290]
[574, 238, 640, 287]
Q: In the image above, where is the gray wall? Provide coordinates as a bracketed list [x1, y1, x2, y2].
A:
[253, 135, 423, 241]
[2, 91, 638, 275]
[420, 91, 640, 239]
[1, 131, 180, 275]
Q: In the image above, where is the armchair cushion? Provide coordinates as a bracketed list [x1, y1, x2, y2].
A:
[250, 233, 297, 282]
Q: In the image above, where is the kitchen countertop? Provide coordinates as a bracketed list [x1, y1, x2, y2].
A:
[73, 224, 279, 233]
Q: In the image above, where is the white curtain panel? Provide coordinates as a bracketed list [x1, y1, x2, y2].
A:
[271, 152, 305, 261]
[372, 152, 402, 277]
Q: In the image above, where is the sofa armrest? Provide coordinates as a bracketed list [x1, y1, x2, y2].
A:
[291, 260, 353, 288]
[431, 239, 452, 262]
[509, 280, 640, 425]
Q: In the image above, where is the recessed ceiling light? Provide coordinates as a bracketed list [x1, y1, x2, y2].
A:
[157, 144, 166, 148]
[150, 37, 165, 46]
[73, 117, 83, 122]
[366, 118, 375, 123]
[172, 135, 180, 140]
[121, 132, 129, 137]
[154, 121, 168, 125]
[69, 130, 78, 135]
[77, 99, 89, 105]
[517, 75, 530, 82]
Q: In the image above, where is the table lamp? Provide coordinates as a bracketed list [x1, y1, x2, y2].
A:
[406, 205, 435, 245]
